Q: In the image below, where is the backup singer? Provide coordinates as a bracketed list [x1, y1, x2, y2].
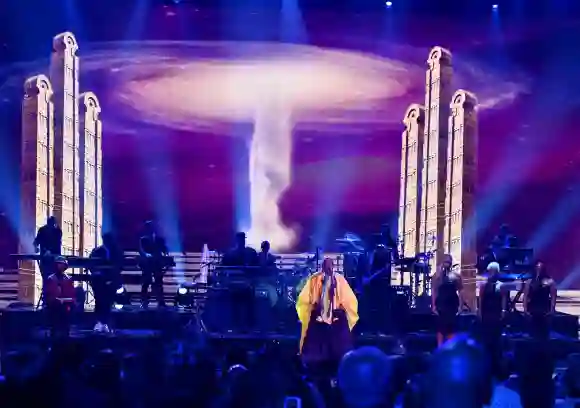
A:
[479, 262, 507, 374]
[90, 232, 123, 333]
[432, 254, 463, 346]
[523, 261, 556, 340]
[139, 221, 169, 308]
[44, 257, 75, 338]
[297, 258, 358, 369]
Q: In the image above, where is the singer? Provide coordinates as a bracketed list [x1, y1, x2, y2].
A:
[432, 254, 463, 346]
[297, 258, 359, 371]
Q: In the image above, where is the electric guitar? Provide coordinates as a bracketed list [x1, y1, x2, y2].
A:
[359, 267, 391, 291]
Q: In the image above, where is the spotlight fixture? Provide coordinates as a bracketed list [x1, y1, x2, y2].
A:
[113, 286, 131, 309]
[492, 4, 498, 10]
[386, 1, 393, 7]
[175, 283, 194, 308]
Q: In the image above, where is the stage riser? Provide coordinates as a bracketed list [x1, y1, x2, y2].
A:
[1, 310, 577, 346]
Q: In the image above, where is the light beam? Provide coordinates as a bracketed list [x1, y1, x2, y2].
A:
[246, 101, 296, 251]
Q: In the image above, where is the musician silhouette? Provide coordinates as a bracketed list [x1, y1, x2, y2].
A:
[222, 232, 258, 268]
[139, 221, 169, 308]
[33, 216, 62, 279]
[258, 241, 278, 274]
[90, 232, 123, 332]
[220, 232, 258, 331]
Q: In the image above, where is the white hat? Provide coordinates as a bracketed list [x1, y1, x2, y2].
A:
[486, 262, 500, 272]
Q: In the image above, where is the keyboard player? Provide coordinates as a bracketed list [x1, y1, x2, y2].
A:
[220, 232, 259, 332]
[89, 232, 123, 333]
[33, 216, 62, 279]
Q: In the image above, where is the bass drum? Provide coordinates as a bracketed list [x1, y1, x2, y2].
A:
[254, 282, 279, 307]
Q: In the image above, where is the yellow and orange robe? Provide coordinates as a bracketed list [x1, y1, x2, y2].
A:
[296, 272, 359, 353]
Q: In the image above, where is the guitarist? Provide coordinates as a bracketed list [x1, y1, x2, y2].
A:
[139, 221, 169, 308]
[90, 232, 123, 333]
[360, 243, 396, 334]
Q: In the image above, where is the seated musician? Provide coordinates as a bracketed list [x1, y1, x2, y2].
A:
[523, 260, 557, 340]
[258, 240, 278, 275]
[297, 258, 358, 372]
[90, 232, 123, 333]
[139, 221, 169, 308]
[44, 256, 75, 337]
[220, 232, 258, 332]
[33, 216, 62, 279]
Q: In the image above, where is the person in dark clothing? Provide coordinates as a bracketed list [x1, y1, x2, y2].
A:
[479, 262, 506, 376]
[34, 216, 63, 279]
[361, 245, 395, 335]
[221, 232, 259, 268]
[257, 240, 278, 276]
[139, 221, 169, 308]
[432, 254, 463, 346]
[523, 261, 556, 340]
[90, 232, 123, 333]
[220, 232, 259, 331]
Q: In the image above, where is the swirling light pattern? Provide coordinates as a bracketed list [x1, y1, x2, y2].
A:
[0, 40, 526, 251]
[99, 41, 519, 250]
[117, 42, 424, 250]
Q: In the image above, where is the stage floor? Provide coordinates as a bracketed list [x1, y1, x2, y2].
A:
[1, 306, 579, 368]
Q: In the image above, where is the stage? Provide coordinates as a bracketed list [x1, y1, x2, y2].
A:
[1, 306, 579, 369]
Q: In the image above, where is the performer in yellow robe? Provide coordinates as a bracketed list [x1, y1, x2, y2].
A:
[297, 257, 359, 366]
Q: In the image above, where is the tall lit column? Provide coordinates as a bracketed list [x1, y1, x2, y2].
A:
[79, 92, 103, 257]
[398, 104, 425, 258]
[18, 75, 55, 304]
[50, 32, 81, 258]
[419, 47, 453, 270]
[443, 90, 478, 309]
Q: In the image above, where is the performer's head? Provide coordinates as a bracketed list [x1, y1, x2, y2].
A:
[534, 260, 547, 278]
[322, 257, 334, 276]
[54, 256, 68, 275]
[489, 236, 502, 249]
[47, 216, 57, 228]
[441, 254, 453, 270]
[260, 240, 270, 253]
[499, 223, 510, 237]
[144, 220, 155, 235]
[235, 232, 246, 249]
[486, 262, 500, 276]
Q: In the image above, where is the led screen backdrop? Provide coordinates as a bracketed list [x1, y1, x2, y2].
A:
[0, 3, 579, 285]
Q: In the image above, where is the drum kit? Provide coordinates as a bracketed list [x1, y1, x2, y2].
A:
[279, 255, 318, 306]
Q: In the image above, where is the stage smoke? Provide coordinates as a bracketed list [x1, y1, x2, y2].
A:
[246, 102, 296, 251]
